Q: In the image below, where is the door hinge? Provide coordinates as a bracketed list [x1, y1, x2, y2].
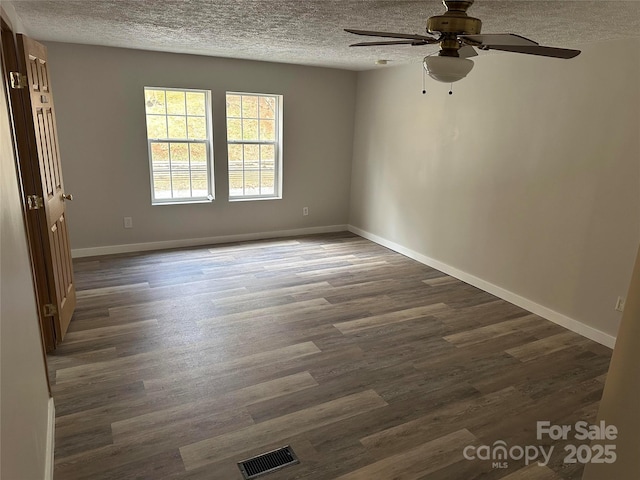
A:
[9, 71, 27, 89]
[27, 194, 44, 210]
[43, 303, 58, 317]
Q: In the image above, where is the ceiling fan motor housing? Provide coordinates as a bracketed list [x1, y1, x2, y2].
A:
[427, 0, 482, 36]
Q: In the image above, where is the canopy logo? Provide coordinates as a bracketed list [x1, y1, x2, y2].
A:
[463, 441, 553, 469]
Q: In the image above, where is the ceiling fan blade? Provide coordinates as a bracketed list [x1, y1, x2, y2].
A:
[350, 40, 426, 47]
[482, 44, 581, 59]
[345, 29, 439, 43]
[460, 33, 539, 46]
[458, 45, 477, 58]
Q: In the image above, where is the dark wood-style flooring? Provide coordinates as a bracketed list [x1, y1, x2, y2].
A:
[49, 232, 612, 479]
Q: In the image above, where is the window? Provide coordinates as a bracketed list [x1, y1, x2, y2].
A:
[226, 93, 282, 199]
[144, 87, 213, 204]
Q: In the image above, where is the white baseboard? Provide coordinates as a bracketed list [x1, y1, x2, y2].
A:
[348, 225, 616, 349]
[44, 398, 55, 480]
[71, 225, 348, 258]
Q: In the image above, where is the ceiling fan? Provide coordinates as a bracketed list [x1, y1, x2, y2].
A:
[345, 0, 581, 84]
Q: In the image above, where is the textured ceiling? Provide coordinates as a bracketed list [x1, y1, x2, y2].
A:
[7, 0, 640, 70]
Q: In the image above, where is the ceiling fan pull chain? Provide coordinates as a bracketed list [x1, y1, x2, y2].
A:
[422, 66, 427, 94]
[449, 83, 454, 95]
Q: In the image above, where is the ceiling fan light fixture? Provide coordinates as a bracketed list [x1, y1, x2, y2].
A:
[423, 55, 474, 83]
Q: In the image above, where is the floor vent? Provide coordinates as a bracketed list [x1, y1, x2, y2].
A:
[238, 445, 299, 479]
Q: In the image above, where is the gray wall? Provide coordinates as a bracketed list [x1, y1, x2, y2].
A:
[1, 10, 52, 478]
[349, 38, 640, 339]
[45, 42, 357, 251]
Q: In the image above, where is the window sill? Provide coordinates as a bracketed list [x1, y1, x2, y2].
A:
[152, 198, 214, 206]
[228, 196, 282, 203]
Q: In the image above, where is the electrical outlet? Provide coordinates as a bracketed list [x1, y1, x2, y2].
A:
[615, 296, 625, 312]
[124, 217, 133, 229]
[303, 207, 309, 216]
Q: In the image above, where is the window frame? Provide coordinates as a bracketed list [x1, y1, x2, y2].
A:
[144, 86, 214, 205]
[225, 92, 283, 201]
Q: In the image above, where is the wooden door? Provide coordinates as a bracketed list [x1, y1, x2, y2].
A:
[2, 18, 54, 351]
[13, 34, 76, 345]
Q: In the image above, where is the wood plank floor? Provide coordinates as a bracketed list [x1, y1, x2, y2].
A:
[49, 232, 612, 479]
